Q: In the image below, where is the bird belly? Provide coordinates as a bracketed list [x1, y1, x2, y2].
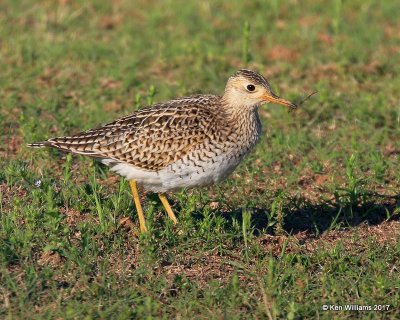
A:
[102, 153, 243, 193]
[158, 154, 242, 192]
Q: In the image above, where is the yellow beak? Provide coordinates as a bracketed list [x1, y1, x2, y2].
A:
[262, 93, 297, 109]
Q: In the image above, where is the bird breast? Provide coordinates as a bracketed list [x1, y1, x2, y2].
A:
[163, 108, 263, 187]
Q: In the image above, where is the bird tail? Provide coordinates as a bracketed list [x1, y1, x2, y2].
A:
[27, 141, 50, 148]
[27, 138, 102, 158]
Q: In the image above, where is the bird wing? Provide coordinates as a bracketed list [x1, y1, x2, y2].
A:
[38, 96, 221, 171]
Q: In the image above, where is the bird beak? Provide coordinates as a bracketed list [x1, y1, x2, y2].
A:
[262, 93, 297, 109]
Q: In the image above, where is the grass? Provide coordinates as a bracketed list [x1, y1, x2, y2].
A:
[1, 0, 400, 318]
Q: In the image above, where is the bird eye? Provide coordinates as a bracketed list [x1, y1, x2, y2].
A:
[246, 84, 255, 92]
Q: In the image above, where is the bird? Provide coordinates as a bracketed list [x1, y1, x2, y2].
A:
[28, 69, 296, 233]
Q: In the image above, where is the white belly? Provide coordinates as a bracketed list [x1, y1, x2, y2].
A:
[103, 152, 243, 193]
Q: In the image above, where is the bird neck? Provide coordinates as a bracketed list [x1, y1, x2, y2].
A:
[220, 95, 260, 120]
[220, 96, 262, 145]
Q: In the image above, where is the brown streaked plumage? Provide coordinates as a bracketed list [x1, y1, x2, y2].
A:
[28, 69, 296, 233]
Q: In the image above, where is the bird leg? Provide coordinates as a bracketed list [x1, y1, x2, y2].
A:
[129, 180, 147, 233]
[158, 194, 178, 224]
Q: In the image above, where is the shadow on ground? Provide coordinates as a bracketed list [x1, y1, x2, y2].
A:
[189, 194, 400, 236]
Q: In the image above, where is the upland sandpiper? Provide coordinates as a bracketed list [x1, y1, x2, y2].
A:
[28, 69, 296, 233]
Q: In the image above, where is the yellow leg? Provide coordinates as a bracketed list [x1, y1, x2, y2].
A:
[158, 194, 178, 224]
[129, 180, 147, 233]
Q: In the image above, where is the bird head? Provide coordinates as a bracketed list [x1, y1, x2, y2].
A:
[223, 69, 296, 110]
